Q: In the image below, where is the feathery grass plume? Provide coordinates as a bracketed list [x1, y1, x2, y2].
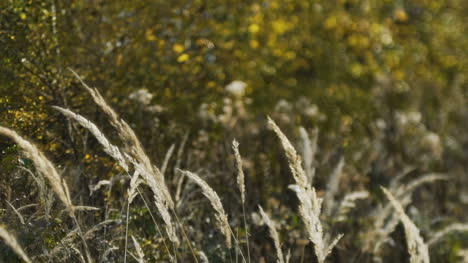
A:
[267, 117, 308, 188]
[232, 140, 246, 204]
[69, 69, 173, 208]
[131, 236, 145, 263]
[427, 223, 468, 246]
[0, 226, 32, 263]
[323, 157, 345, 216]
[458, 249, 468, 262]
[232, 139, 251, 262]
[132, 162, 179, 245]
[52, 106, 129, 171]
[0, 127, 74, 216]
[367, 173, 447, 253]
[395, 173, 447, 196]
[336, 191, 369, 222]
[258, 206, 284, 263]
[128, 170, 143, 204]
[381, 187, 430, 263]
[54, 100, 179, 245]
[198, 251, 210, 263]
[299, 127, 318, 184]
[268, 117, 342, 262]
[179, 169, 232, 248]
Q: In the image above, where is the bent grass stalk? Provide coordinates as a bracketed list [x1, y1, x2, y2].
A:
[0, 126, 93, 263]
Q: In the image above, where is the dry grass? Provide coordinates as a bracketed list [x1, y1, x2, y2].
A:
[381, 187, 430, 263]
[0, 127, 74, 216]
[0, 80, 466, 262]
[258, 206, 284, 263]
[53, 92, 179, 246]
[179, 169, 232, 249]
[268, 117, 342, 263]
[0, 226, 32, 263]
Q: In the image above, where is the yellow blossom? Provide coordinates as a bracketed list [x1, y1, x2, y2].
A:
[177, 53, 189, 63]
[172, 43, 184, 53]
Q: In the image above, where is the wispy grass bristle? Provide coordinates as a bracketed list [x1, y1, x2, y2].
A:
[298, 127, 317, 184]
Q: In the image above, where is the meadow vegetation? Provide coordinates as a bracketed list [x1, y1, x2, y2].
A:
[1, 0, 467, 262]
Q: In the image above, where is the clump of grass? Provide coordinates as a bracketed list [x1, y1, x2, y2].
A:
[366, 173, 447, 255]
[53, 82, 179, 246]
[268, 117, 342, 263]
[69, 69, 174, 208]
[0, 127, 74, 216]
[0, 126, 92, 262]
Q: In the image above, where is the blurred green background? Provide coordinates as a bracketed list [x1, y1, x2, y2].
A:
[1, 0, 466, 140]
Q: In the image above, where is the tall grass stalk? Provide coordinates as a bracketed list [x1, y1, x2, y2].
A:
[232, 139, 250, 263]
[268, 117, 342, 262]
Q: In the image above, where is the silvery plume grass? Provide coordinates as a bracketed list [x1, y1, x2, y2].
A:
[335, 191, 369, 222]
[131, 236, 145, 263]
[0, 127, 74, 216]
[52, 106, 129, 171]
[232, 140, 245, 204]
[179, 169, 232, 248]
[54, 76, 179, 245]
[0, 226, 32, 263]
[0, 126, 92, 262]
[267, 117, 342, 263]
[232, 139, 251, 262]
[258, 206, 284, 263]
[366, 173, 447, 254]
[323, 157, 345, 217]
[381, 187, 430, 263]
[69, 69, 173, 208]
[299, 126, 318, 184]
